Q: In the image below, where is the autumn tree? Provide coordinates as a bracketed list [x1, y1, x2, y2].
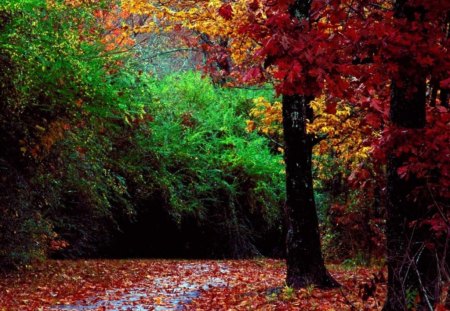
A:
[244, 0, 351, 288]
[381, 1, 449, 309]
[247, 94, 384, 261]
[0, 0, 175, 266]
[249, 0, 449, 296]
[337, 0, 450, 308]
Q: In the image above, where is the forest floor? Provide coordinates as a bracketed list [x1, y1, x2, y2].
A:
[0, 259, 386, 310]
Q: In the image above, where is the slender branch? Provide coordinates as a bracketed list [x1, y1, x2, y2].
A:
[262, 133, 284, 149]
[339, 287, 358, 310]
[426, 181, 450, 228]
[410, 245, 435, 311]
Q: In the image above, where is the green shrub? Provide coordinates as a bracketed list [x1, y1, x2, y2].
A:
[0, 0, 284, 265]
[0, 0, 147, 266]
[117, 72, 285, 258]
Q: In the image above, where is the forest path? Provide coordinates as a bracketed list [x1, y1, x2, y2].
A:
[50, 262, 229, 311]
[0, 259, 385, 310]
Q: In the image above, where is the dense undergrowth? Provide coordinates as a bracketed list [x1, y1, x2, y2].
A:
[0, 0, 285, 268]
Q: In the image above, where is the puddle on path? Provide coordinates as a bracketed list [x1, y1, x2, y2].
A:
[50, 263, 229, 311]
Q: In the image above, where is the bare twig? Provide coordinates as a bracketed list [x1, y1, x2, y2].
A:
[339, 287, 358, 311]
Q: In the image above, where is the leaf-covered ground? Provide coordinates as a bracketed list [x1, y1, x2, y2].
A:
[0, 259, 386, 310]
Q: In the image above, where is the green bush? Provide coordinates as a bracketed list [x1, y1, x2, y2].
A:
[0, 0, 147, 266]
[146, 73, 284, 219]
[0, 0, 285, 264]
[135, 72, 285, 257]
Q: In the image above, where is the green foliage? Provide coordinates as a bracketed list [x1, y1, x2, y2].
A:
[0, 167, 52, 268]
[145, 72, 284, 221]
[1, 0, 144, 117]
[118, 72, 285, 257]
[342, 253, 367, 269]
[0, 0, 148, 266]
[280, 285, 296, 301]
[0, 0, 284, 264]
[406, 288, 419, 310]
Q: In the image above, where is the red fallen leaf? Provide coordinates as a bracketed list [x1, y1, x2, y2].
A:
[0, 260, 388, 310]
[218, 4, 233, 20]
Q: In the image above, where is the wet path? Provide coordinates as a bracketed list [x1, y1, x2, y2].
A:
[1, 259, 387, 310]
[50, 263, 229, 311]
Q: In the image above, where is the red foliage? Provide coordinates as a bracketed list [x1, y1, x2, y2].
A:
[329, 202, 385, 260]
[242, 0, 450, 240]
[218, 4, 233, 20]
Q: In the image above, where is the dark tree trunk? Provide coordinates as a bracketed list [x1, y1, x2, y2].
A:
[383, 62, 439, 311]
[383, 1, 443, 309]
[279, 0, 339, 289]
[282, 94, 339, 289]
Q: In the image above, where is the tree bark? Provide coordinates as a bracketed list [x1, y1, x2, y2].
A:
[383, 46, 439, 311]
[383, 1, 443, 308]
[282, 94, 339, 288]
[279, 0, 339, 289]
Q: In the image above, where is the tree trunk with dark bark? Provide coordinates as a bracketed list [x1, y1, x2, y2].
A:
[382, 2, 444, 309]
[383, 54, 439, 311]
[282, 94, 339, 289]
[279, 0, 339, 290]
